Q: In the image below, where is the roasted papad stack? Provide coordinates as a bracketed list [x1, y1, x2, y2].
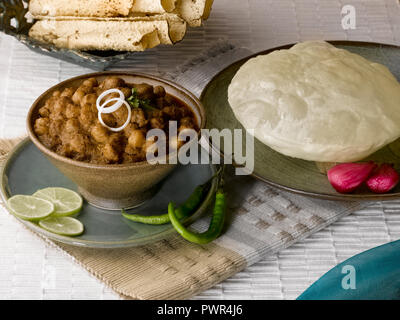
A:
[28, 0, 214, 51]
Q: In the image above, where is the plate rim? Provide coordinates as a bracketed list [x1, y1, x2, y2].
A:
[200, 40, 400, 201]
[297, 239, 400, 300]
[0, 138, 218, 248]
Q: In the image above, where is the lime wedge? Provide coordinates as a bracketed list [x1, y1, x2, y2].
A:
[39, 217, 84, 236]
[33, 187, 83, 217]
[7, 195, 54, 221]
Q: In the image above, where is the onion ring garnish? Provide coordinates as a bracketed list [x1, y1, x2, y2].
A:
[96, 88, 125, 114]
[98, 98, 131, 132]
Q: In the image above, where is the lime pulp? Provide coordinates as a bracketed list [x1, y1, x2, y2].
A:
[7, 195, 54, 221]
[39, 217, 84, 236]
[33, 187, 83, 217]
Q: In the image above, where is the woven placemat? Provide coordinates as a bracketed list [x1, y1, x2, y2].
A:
[1, 0, 399, 300]
[0, 132, 364, 299]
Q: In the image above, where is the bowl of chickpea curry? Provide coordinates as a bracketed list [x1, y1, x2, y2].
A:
[27, 72, 205, 210]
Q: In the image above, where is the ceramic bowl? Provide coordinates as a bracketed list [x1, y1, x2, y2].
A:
[27, 72, 206, 210]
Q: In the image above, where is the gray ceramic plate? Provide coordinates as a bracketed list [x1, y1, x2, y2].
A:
[0, 139, 217, 248]
[201, 41, 400, 201]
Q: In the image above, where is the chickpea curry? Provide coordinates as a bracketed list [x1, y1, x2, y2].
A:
[34, 76, 198, 164]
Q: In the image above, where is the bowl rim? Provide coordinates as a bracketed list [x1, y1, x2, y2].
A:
[27, 71, 206, 170]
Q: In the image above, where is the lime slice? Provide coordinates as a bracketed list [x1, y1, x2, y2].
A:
[33, 187, 83, 217]
[7, 195, 54, 221]
[39, 217, 84, 236]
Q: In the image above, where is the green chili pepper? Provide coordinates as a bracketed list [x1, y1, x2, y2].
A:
[168, 186, 226, 244]
[122, 167, 223, 225]
[122, 183, 209, 225]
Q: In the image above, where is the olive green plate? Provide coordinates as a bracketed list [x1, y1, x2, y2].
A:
[0, 139, 217, 248]
[201, 41, 400, 201]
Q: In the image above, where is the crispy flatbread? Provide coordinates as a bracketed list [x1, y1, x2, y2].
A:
[29, 0, 177, 17]
[174, 0, 214, 26]
[29, 0, 133, 17]
[133, 0, 176, 13]
[29, 0, 212, 25]
[29, 14, 186, 51]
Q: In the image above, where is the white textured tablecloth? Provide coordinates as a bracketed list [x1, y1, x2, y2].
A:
[1, 0, 400, 300]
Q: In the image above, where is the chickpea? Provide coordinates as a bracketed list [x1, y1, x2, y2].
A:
[131, 109, 147, 128]
[80, 93, 97, 108]
[114, 106, 129, 126]
[94, 87, 103, 97]
[90, 123, 109, 143]
[65, 103, 81, 119]
[52, 90, 61, 98]
[49, 111, 64, 122]
[60, 87, 75, 98]
[60, 130, 73, 146]
[124, 146, 145, 161]
[102, 143, 119, 163]
[99, 113, 117, 127]
[162, 106, 182, 119]
[38, 106, 50, 117]
[53, 96, 70, 114]
[49, 119, 64, 137]
[119, 87, 132, 99]
[128, 130, 146, 149]
[82, 77, 98, 89]
[164, 94, 174, 104]
[153, 86, 166, 97]
[65, 119, 80, 133]
[70, 134, 87, 153]
[41, 134, 59, 149]
[80, 104, 96, 126]
[101, 77, 125, 90]
[57, 143, 72, 157]
[124, 145, 135, 155]
[81, 85, 93, 94]
[156, 97, 164, 109]
[43, 99, 52, 109]
[150, 117, 164, 129]
[108, 134, 124, 153]
[123, 123, 136, 137]
[34, 118, 49, 135]
[72, 88, 86, 105]
[134, 83, 154, 100]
